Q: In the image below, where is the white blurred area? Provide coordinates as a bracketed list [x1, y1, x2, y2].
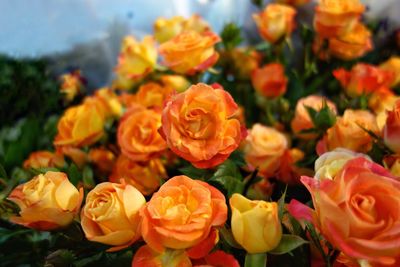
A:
[0, 0, 398, 87]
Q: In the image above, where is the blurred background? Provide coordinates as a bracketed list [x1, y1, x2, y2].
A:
[1, 0, 399, 88]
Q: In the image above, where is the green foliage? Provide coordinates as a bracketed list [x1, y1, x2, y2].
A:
[220, 23, 243, 50]
[269, 235, 308, 255]
[244, 253, 267, 267]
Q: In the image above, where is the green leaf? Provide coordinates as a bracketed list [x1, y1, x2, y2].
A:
[220, 22, 243, 50]
[0, 163, 7, 179]
[178, 165, 210, 180]
[244, 253, 267, 267]
[277, 186, 287, 220]
[82, 166, 95, 187]
[269, 234, 308, 255]
[213, 159, 242, 180]
[208, 176, 244, 197]
[219, 226, 242, 249]
[67, 164, 82, 186]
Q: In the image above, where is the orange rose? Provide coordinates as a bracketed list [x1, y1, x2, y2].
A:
[141, 175, 227, 252]
[301, 158, 400, 266]
[23, 151, 65, 169]
[251, 63, 288, 98]
[243, 124, 288, 177]
[81, 181, 145, 251]
[154, 14, 210, 44]
[291, 95, 337, 139]
[161, 83, 245, 168]
[192, 250, 240, 267]
[380, 56, 400, 87]
[276, 0, 310, 6]
[321, 109, 378, 153]
[109, 154, 166, 196]
[230, 48, 261, 80]
[314, 0, 365, 38]
[8, 171, 83, 230]
[383, 100, 400, 154]
[328, 22, 373, 61]
[135, 82, 174, 109]
[253, 3, 296, 43]
[59, 70, 84, 102]
[160, 75, 191, 92]
[54, 101, 105, 147]
[369, 88, 399, 130]
[117, 105, 167, 162]
[91, 87, 123, 118]
[159, 31, 220, 75]
[132, 245, 192, 267]
[113, 36, 157, 90]
[88, 147, 116, 174]
[333, 63, 395, 97]
[57, 146, 88, 169]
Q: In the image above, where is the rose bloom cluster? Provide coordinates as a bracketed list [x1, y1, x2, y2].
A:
[5, 3, 400, 267]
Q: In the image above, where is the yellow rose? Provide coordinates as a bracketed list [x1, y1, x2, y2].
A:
[380, 56, 400, 87]
[54, 101, 105, 147]
[59, 70, 83, 102]
[81, 181, 146, 251]
[160, 75, 191, 92]
[113, 36, 157, 90]
[314, 148, 371, 180]
[253, 3, 296, 44]
[8, 171, 83, 230]
[92, 87, 123, 118]
[230, 194, 282, 253]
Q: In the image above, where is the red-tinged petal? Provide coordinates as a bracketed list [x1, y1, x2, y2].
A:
[187, 228, 218, 259]
[287, 199, 314, 223]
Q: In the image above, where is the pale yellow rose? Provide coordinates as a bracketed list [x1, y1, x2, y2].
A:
[8, 172, 83, 230]
[229, 193, 282, 253]
[314, 148, 371, 180]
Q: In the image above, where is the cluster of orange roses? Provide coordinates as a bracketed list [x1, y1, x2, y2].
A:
[5, 0, 400, 266]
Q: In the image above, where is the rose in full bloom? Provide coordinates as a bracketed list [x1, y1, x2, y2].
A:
[88, 147, 116, 174]
[54, 101, 105, 147]
[132, 245, 192, 267]
[23, 151, 65, 169]
[243, 123, 288, 177]
[253, 3, 296, 43]
[117, 105, 167, 162]
[251, 63, 288, 98]
[383, 100, 400, 154]
[81, 182, 146, 251]
[134, 82, 174, 109]
[328, 22, 373, 61]
[333, 63, 395, 97]
[314, 148, 371, 180]
[113, 36, 157, 90]
[154, 14, 210, 44]
[159, 31, 220, 75]
[230, 193, 282, 253]
[161, 83, 245, 169]
[314, 0, 365, 38]
[59, 70, 84, 102]
[109, 154, 166, 196]
[291, 95, 337, 139]
[141, 175, 227, 252]
[8, 171, 82, 230]
[320, 109, 378, 153]
[230, 48, 261, 80]
[380, 56, 400, 87]
[160, 75, 191, 92]
[300, 158, 400, 266]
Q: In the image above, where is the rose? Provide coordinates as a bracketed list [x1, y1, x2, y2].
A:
[251, 63, 288, 98]
[314, 148, 371, 180]
[333, 63, 395, 97]
[160, 75, 191, 92]
[380, 56, 400, 87]
[91, 87, 123, 118]
[54, 101, 105, 147]
[229, 193, 282, 253]
[192, 250, 240, 267]
[320, 109, 378, 153]
[134, 82, 174, 108]
[369, 88, 399, 130]
[230, 48, 261, 80]
[117, 105, 167, 162]
[243, 123, 288, 177]
[109, 154, 166, 196]
[141, 175, 227, 252]
[328, 23, 373, 61]
[8, 171, 83, 230]
[383, 100, 400, 154]
[291, 95, 337, 139]
[159, 31, 220, 75]
[23, 151, 65, 169]
[253, 3, 296, 43]
[161, 83, 245, 169]
[88, 147, 116, 174]
[81, 181, 146, 251]
[154, 14, 210, 44]
[300, 158, 400, 266]
[113, 36, 157, 90]
[59, 70, 83, 102]
[314, 0, 365, 38]
[132, 245, 192, 267]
